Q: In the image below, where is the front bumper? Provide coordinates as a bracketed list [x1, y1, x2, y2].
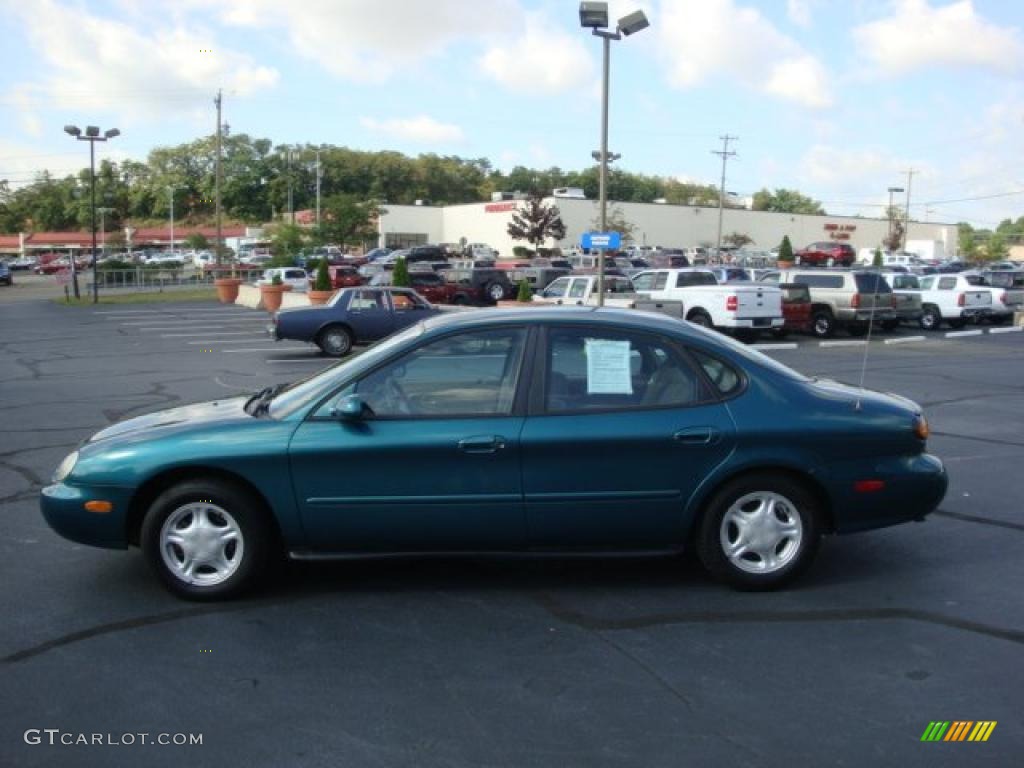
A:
[40, 482, 134, 549]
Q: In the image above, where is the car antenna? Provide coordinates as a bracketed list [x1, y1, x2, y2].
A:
[855, 265, 883, 411]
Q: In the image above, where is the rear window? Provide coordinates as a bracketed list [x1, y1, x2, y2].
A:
[792, 273, 843, 288]
[854, 273, 892, 293]
[891, 274, 919, 290]
[676, 272, 717, 287]
[780, 284, 810, 302]
[962, 275, 987, 286]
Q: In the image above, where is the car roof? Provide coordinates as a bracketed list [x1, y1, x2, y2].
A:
[421, 305, 696, 337]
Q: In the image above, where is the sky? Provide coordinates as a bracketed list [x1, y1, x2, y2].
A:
[1, 0, 1022, 228]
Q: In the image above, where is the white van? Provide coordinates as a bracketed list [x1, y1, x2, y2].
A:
[552, 187, 586, 199]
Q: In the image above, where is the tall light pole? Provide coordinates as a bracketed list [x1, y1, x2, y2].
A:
[887, 186, 904, 248]
[64, 124, 119, 303]
[580, 2, 649, 306]
[97, 207, 115, 260]
[167, 185, 183, 255]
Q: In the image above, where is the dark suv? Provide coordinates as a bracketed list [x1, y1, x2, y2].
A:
[794, 241, 856, 267]
[407, 245, 445, 263]
[0, 261, 12, 286]
[442, 268, 513, 304]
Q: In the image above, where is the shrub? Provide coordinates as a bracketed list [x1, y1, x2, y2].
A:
[778, 235, 794, 262]
[516, 279, 532, 302]
[512, 246, 531, 258]
[873, 248, 883, 268]
[314, 258, 331, 291]
[392, 257, 410, 287]
[271, 273, 283, 286]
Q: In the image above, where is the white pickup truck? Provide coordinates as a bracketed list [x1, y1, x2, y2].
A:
[966, 270, 1024, 324]
[917, 274, 992, 330]
[630, 268, 784, 337]
[532, 275, 685, 319]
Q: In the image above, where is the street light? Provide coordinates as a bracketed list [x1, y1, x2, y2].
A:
[167, 185, 184, 257]
[887, 186, 904, 246]
[96, 207, 115, 261]
[64, 124, 120, 303]
[579, 1, 649, 306]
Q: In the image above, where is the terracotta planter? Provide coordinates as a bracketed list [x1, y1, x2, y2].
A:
[308, 289, 336, 306]
[776, 260, 795, 269]
[214, 277, 242, 304]
[260, 284, 289, 313]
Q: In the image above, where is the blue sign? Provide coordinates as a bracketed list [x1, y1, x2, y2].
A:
[581, 231, 621, 250]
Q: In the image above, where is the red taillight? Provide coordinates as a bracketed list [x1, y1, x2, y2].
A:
[854, 480, 885, 493]
[1000, 291, 1007, 304]
[726, 295, 738, 311]
[957, 293, 965, 307]
[851, 293, 860, 309]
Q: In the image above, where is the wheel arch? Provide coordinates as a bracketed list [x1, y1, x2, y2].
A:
[126, 466, 283, 548]
[316, 321, 354, 343]
[684, 465, 836, 547]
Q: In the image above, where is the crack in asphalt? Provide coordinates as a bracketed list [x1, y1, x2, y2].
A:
[101, 382, 181, 423]
[933, 510, 1024, 533]
[531, 592, 1024, 646]
[930, 430, 1024, 449]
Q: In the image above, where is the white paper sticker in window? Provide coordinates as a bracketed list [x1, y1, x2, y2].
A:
[585, 339, 633, 394]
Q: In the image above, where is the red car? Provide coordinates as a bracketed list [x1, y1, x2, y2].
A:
[774, 283, 812, 338]
[328, 265, 364, 289]
[794, 241, 856, 267]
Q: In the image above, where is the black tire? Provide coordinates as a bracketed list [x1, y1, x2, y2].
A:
[919, 305, 942, 331]
[989, 314, 1009, 326]
[696, 473, 822, 591]
[317, 324, 353, 356]
[688, 310, 713, 328]
[485, 282, 506, 302]
[452, 294, 469, 306]
[811, 310, 835, 338]
[734, 329, 758, 344]
[141, 479, 275, 600]
[770, 328, 790, 339]
[947, 318, 967, 329]
[881, 319, 899, 332]
[847, 323, 869, 337]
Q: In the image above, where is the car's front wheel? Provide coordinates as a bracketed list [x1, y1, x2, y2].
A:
[697, 474, 822, 590]
[317, 325, 353, 356]
[919, 306, 942, 331]
[811, 310, 835, 338]
[486, 282, 506, 302]
[141, 479, 275, 600]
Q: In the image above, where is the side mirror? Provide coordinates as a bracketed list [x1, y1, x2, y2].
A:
[331, 394, 367, 421]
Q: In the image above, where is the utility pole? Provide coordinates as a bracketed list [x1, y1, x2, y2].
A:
[167, 186, 183, 254]
[287, 147, 295, 225]
[902, 168, 916, 250]
[214, 89, 223, 265]
[315, 150, 322, 228]
[712, 135, 738, 253]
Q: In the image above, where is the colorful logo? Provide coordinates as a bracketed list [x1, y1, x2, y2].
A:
[921, 721, 997, 742]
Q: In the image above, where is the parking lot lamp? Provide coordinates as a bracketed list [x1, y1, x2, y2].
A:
[579, 2, 649, 306]
[65, 125, 119, 303]
[167, 185, 184, 257]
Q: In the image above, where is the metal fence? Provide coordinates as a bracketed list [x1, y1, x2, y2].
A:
[85, 268, 216, 292]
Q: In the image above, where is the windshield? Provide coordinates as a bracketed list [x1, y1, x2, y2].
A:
[269, 323, 427, 418]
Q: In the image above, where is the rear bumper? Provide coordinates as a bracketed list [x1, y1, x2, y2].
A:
[826, 453, 948, 534]
[958, 308, 991, 319]
[726, 317, 786, 329]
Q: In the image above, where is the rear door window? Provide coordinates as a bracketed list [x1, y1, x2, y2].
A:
[854, 273, 892, 293]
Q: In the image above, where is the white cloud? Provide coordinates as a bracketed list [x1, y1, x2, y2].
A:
[10, 0, 278, 122]
[359, 115, 464, 144]
[479, 13, 594, 94]
[786, 0, 815, 28]
[656, 0, 832, 108]
[798, 145, 906, 190]
[853, 0, 1023, 76]
[190, 0, 517, 82]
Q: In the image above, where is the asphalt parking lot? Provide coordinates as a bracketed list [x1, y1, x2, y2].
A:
[1, 298, 1021, 767]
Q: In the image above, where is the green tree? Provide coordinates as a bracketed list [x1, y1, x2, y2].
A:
[392, 256, 410, 287]
[778, 235, 794, 262]
[507, 195, 567, 254]
[185, 232, 209, 251]
[752, 188, 826, 215]
[883, 205, 905, 251]
[589, 206, 636, 242]
[270, 222, 305, 264]
[516, 279, 532, 302]
[873, 248, 883, 267]
[982, 233, 1008, 262]
[957, 222, 977, 259]
[316, 194, 379, 247]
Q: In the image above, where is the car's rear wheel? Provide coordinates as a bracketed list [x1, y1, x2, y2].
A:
[847, 323, 869, 337]
[770, 328, 790, 339]
[452, 294, 469, 305]
[317, 325, 353, 356]
[811, 310, 835, 338]
[919, 305, 941, 331]
[486, 282, 506, 302]
[141, 479, 274, 600]
[697, 474, 822, 590]
[947, 318, 967, 329]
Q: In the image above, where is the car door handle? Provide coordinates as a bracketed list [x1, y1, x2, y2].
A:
[458, 436, 507, 454]
[673, 427, 720, 445]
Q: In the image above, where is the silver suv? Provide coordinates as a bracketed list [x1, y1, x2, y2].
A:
[762, 269, 896, 338]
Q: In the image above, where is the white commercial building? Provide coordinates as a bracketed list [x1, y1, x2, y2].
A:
[377, 199, 957, 258]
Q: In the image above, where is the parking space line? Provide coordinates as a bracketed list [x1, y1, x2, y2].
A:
[946, 330, 984, 338]
[132, 324, 266, 332]
[751, 343, 798, 350]
[187, 338, 294, 345]
[223, 347, 299, 353]
[989, 326, 1023, 335]
[161, 331, 266, 338]
[123, 318, 261, 326]
[266, 359, 331, 364]
[819, 340, 867, 347]
[885, 336, 927, 344]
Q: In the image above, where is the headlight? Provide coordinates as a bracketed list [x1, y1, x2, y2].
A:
[52, 451, 79, 483]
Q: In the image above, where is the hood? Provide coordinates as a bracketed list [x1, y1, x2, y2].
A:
[89, 396, 250, 444]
